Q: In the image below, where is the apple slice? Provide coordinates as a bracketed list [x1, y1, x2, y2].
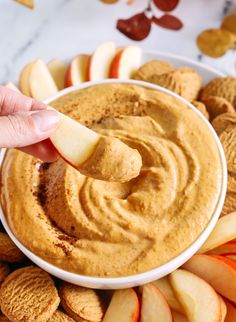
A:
[5, 82, 20, 92]
[218, 295, 227, 322]
[199, 212, 236, 254]
[152, 277, 183, 313]
[48, 59, 67, 90]
[29, 59, 58, 100]
[109, 46, 142, 79]
[226, 254, 236, 261]
[19, 63, 33, 96]
[169, 269, 221, 322]
[87, 42, 116, 81]
[65, 55, 90, 87]
[50, 112, 100, 167]
[140, 283, 172, 322]
[225, 300, 236, 322]
[182, 254, 236, 303]
[103, 289, 139, 322]
[208, 241, 236, 255]
[172, 311, 188, 322]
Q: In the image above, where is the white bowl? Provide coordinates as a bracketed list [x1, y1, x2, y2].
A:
[0, 72, 227, 290]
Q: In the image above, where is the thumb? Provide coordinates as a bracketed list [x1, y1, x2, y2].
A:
[0, 109, 60, 148]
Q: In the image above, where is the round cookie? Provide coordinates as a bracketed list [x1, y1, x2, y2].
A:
[202, 96, 234, 121]
[211, 112, 236, 135]
[0, 266, 60, 322]
[0, 315, 10, 321]
[148, 67, 202, 102]
[192, 100, 209, 120]
[0, 232, 25, 263]
[48, 310, 75, 322]
[200, 77, 236, 105]
[0, 262, 10, 284]
[59, 282, 105, 322]
[132, 60, 174, 81]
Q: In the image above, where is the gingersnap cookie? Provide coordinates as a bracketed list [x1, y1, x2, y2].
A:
[48, 310, 75, 322]
[192, 100, 209, 119]
[0, 316, 10, 322]
[0, 232, 25, 263]
[59, 282, 105, 322]
[211, 112, 236, 135]
[200, 77, 236, 106]
[197, 29, 236, 58]
[148, 67, 202, 102]
[221, 13, 236, 36]
[0, 262, 10, 284]
[202, 96, 235, 121]
[219, 127, 236, 216]
[0, 266, 60, 322]
[133, 60, 174, 81]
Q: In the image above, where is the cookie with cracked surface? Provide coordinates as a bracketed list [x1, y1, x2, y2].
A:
[0, 232, 25, 263]
[0, 266, 60, 322]
[59, 282, 105, 322]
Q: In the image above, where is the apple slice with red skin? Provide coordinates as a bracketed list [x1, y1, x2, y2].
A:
[169, 269, 221, 322]
[48, 59, 67, 90]
[103, 288, 140, 322]
[87, 42, 116, 81]
[109, 46, 142, 79]
[152, 277, 183, 313]
[182, 254, 236, 303]
[140, 283, 172, 322]
[208, 241, 236, 255]
[19, 63, 33, 96]
[5, 82, 20, 93]
[199, 212, 236, 254]
[226, 254, 236, 261]
[65, 55, 90, 87]
[225, 300, 236, 322]
[50, 112, 100, 168]
[29, 59, 58, 100]
[218, 295, 227, 322]
[172, 311, 188, 322]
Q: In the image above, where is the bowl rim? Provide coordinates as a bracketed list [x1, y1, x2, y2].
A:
[0, 79, 227, 288]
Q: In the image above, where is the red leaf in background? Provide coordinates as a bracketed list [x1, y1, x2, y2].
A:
[152, 14, 183, 30]
[153, 0, 179, 12]
[117, 12, 152, 41]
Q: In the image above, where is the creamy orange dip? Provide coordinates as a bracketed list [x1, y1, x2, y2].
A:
[0, 84, 223, 277]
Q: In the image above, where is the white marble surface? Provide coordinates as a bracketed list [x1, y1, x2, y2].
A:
[0, 0, 236, 85]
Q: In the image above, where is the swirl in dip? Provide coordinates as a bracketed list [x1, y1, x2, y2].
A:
[0, 84, 223, 277]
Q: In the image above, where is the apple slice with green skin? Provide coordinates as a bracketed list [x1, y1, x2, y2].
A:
[140, 283, 172, 322]
[172, 311, 188, 322]
[109, 46, 142, 79]
[103, 289, 140, 322]
[225, 300, 236, 322]
[65, 55, 90, 87]
[5, 82, 20, 93]
[50, 112, 100, 167]
[48, 59, 67, 90]
[199, 212, 236, 254]
[87, 42, 116, 81]
[19, 63, 33, 96]
[29, 59, 58, 100]
[182, 254, 236, 303]
[152, 277, 183, 313]
[169, 269, 221, 322]
[208, 241, 236, 255]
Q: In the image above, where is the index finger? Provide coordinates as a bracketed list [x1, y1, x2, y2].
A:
[0, 86, 46, 116]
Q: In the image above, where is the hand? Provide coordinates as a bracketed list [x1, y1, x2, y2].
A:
[0, 86, 60, 162]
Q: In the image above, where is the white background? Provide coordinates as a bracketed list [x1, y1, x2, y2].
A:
[0, 0, 236, 84]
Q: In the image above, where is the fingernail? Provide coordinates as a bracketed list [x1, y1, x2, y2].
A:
[31, 110, 60, 132]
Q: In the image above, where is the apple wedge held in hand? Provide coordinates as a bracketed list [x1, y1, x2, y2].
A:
[50, 112, 142, 182]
